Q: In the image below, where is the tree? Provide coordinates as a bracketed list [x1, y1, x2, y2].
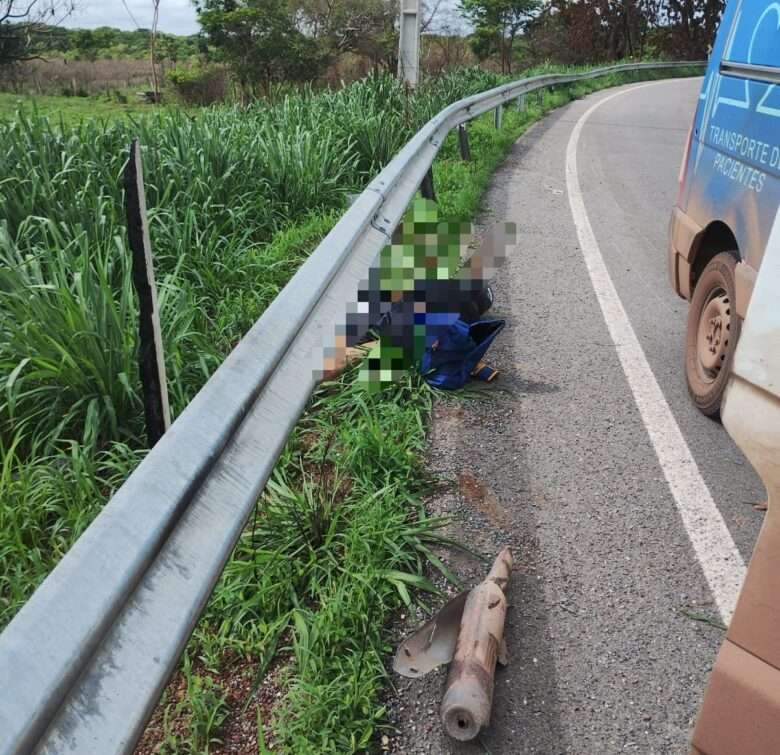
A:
[158, 33, 181, 66]
[72, 28, 98, 60]
[524, 0, 723, 64]
[197, 0, 326, 98]
[547, 0, 649, 61]
[0, 0, 76, 65]
[291, 0, 397, 70]
[662, 0, 724, 59]
[459, 0, 540, 73]
[423, 6, 472, 73]
[421, 0, 445, 32]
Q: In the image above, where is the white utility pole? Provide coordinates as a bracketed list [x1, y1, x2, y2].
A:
[398, 0, 421, 88]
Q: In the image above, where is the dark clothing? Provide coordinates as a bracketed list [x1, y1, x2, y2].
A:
[344, 278, 493, 352]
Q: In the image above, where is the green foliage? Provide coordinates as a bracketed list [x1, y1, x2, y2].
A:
[0, 19, 27, 64]
[0, 67, 517, 628]
[198, 0, 327, 98]
[255, 124, 358, 216]
[460, 0, 541, 73]
[0, 437, 143, 625]
[8, 24, 200, 62]
[0, 92, 165, 124]
[292, 0, 398, 68]
[0, 221, 144, 450]
[193, 371, 449, 753]
[0, 1, 79, 65]
[167, 63, 228, 106]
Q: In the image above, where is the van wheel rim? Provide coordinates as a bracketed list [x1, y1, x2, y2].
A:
[697, 289, 731, 375]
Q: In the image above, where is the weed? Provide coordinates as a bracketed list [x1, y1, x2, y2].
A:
[159, 654, 229, 754]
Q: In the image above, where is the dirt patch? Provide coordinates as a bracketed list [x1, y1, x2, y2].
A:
[434, 403, 467, 422]
[457, 472, 510, 529]
[135, 651, 291, 755]
[217, 652, 291, 754]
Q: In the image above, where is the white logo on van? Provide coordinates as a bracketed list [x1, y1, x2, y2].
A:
[713, 2, 780, 117]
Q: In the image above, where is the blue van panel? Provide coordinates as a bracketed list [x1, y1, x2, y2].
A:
[723, 1, 780, 66]
[697, 1, 780, 178]
[683, 0, 780, 266]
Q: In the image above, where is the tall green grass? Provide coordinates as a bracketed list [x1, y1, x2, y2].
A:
[0, 67, 513, 750]
[0, 69, 511, 458]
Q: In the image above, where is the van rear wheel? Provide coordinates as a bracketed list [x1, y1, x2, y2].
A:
[685, 252, 741, 418]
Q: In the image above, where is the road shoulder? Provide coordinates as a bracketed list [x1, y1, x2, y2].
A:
[385, 85, 731, 754]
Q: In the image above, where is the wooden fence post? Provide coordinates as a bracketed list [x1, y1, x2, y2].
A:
[124, 138, 171, 446]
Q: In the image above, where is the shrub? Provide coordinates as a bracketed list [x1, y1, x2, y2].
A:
[3, 59, 152, 97]
[168, 63, 229, 106]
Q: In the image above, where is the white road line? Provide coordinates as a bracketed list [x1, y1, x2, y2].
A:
[565, 82, 746, 623]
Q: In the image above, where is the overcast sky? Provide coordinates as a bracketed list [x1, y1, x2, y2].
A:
[63, 0, 201, 35]
[61, 1, 466, 37]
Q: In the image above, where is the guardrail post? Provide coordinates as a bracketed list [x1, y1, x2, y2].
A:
[537, 88, 544, 106]
[458, 124, 471, 161]
[124, 138, 171, 447]
[516, 94, 526, 112]
[420, 166, 436, 201]
[494, 105, 502, 129]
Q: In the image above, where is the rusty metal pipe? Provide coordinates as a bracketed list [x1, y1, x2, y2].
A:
[441, 547, 513, 741]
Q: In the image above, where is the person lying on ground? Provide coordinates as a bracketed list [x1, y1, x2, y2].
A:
[321, 199, 514, 390]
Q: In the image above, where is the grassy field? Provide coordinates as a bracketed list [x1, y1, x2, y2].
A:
[0, 91, 165, 124]
[0, 63, 700, 753]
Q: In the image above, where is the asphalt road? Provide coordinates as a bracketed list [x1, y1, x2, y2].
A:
[387, 78, 767, 754]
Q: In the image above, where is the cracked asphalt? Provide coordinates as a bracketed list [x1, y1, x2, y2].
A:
[385, 78, 766, 755]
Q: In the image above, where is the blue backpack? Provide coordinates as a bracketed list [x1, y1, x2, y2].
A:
[421, 318, 505, 389]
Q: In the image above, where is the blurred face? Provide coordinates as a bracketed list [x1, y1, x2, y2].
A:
[378, 198, 468, 291]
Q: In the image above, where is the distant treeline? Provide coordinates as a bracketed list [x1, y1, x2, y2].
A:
[0, 0, 724, 104]
[20, 24, 199, 63]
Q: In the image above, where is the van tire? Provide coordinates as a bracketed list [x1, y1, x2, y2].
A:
[685, 251, 741, 418]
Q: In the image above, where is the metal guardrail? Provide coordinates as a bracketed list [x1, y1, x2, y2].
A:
[0, 60, 704, 754]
